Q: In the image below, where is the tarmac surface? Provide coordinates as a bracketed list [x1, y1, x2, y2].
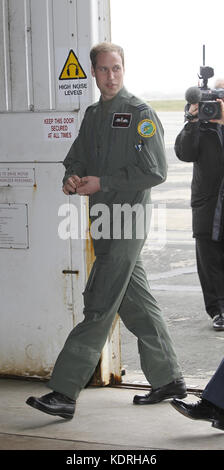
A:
[121, 111, 224, 386]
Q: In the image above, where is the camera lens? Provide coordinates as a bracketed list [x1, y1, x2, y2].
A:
[202, 103, 215, 117]
[199, 100, 221, 120]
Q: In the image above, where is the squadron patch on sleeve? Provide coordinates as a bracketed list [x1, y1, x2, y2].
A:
[112, 113, 132, 128]
[137, 119, 156, 138]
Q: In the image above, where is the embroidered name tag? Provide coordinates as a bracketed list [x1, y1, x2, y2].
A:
[112, 113, 132, 128]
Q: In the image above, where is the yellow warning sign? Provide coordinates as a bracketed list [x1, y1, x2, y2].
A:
[59, 49, 87, 80]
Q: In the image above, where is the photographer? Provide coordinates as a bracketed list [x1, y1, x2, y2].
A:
[175, 80, 224, 331]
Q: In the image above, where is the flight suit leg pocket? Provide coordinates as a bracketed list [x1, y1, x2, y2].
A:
[83, 260, 107, 314]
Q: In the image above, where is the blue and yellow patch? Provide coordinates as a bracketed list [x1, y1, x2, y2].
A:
[137, 119, 156, 138]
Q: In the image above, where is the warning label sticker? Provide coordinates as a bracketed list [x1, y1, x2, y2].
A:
[59, 50, 87, 80]
[0, 168, 35, 187]
[57, 48, 88, 104]
[43, 115, 75, 141]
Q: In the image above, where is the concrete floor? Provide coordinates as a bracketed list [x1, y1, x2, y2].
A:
[0, 378, 224, 451]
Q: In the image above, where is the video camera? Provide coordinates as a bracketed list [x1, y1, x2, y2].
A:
[185, 46, 224, 121]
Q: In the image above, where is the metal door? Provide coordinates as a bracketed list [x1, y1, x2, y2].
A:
[0, 0, 120, 383]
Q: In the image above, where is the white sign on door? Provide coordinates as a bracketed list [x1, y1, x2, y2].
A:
[0, 204, 29, 249]
[43, 115, 76, 141]
[57, 48, 89, 104]
[0, 168, 35, 187]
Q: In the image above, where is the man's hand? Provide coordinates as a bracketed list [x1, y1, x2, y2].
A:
[210, 99, 224, 125]
[188, 103, 199, 122]
[76, 176, 101, 195]
[63, 175, 81, 195]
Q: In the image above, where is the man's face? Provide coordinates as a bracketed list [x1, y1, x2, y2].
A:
[91, 51, 124, 101]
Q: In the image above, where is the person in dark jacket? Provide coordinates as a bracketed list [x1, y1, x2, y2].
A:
[175, 85, 224, 331]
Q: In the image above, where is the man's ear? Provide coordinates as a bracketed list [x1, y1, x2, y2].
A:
[91, 66, 95, 78]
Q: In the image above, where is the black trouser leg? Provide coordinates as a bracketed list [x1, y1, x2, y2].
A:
[202, 358, 224, 410]
[196, 238, 224, 318]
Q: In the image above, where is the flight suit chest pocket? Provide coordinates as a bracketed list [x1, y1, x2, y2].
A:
[107, 129, 133, 169]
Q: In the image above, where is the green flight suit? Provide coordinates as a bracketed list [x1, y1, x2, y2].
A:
[48, 87, 183, 399]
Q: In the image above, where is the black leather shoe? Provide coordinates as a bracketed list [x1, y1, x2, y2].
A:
[171, 398, 224, 431]
[213, 314, 224, 331]
[133, 378, 187, 405]
[26, 391, 76, 419]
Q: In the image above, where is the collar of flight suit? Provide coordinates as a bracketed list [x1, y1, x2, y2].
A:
[98, 86, 132, 112]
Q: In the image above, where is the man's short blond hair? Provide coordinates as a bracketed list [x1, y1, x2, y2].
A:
[90, 42, 124, 69]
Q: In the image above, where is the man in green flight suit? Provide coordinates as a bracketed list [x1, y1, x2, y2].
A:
[26, 42, 186, 420]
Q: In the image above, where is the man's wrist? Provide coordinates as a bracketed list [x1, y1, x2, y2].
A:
[185, 111, 198, 122]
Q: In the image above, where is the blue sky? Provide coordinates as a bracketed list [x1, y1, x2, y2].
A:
[110, 0, 224, 99]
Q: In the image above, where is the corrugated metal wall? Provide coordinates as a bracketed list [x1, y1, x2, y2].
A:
[0, 0, 81, 112]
